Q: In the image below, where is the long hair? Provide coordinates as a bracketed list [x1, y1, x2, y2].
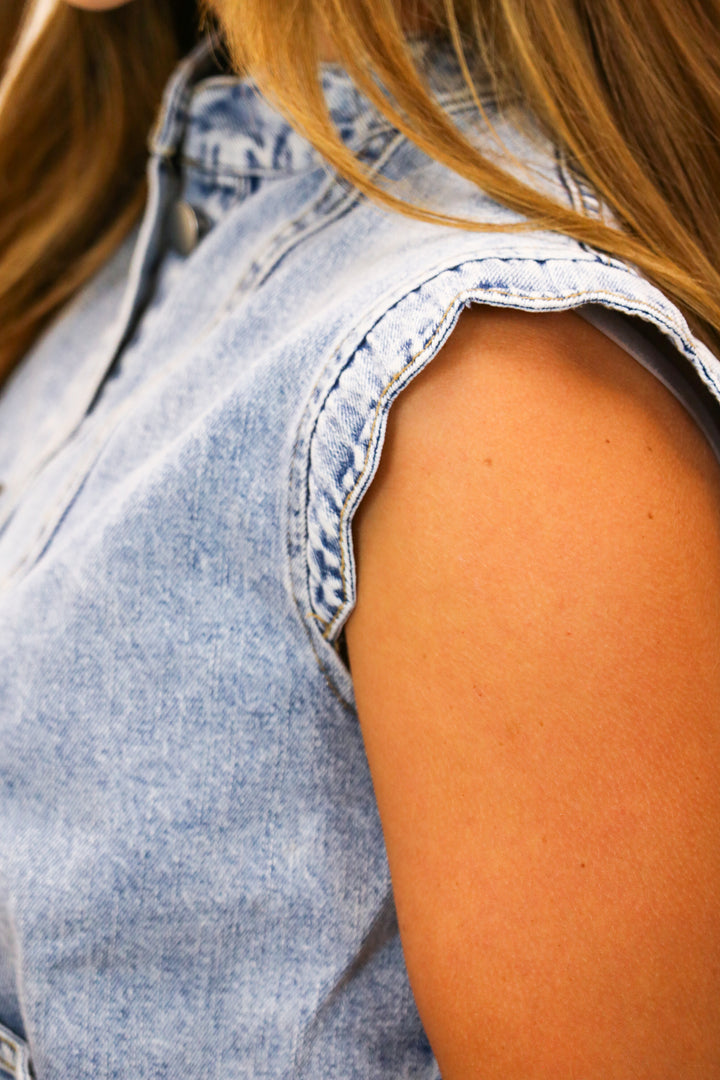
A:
[0, 1, 25, 77]
[1, 0, 719, 383]
[0, 0, 201, 381]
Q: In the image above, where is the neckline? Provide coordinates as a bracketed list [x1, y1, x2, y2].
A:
[150, 31, 478, 178]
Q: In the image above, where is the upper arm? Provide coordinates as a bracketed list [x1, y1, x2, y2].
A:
[344, 306, 720, 1079]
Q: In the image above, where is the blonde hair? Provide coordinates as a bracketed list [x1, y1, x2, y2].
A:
[1, 0, 719, 383]
[0, 0, 199, 380]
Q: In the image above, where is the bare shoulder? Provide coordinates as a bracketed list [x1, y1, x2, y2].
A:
[345, 305, 720, 1079]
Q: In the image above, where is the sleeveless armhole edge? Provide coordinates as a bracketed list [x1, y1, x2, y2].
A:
[287, 250, 720, 705]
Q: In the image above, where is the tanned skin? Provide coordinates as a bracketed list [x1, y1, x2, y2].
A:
[346, 307, 720, 1079]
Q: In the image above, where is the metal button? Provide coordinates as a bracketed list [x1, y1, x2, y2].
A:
[167, 201, 212, 256]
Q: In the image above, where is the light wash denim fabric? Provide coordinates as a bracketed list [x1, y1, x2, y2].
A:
[1, 31, 720, 1080]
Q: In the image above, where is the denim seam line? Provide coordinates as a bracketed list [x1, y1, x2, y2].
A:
[179, 156, 322, 181]
[324, 279, 709, 633]
[7, 253, 701, 594]
[217, 131, 407, 307]
[553, 148, 617, 267]
[289, 265, 711, 679]
[0, 139, 399, 588]
[175, 90, 485, 187]
[0, 157, 172, 539]
[219, 93, 493, 303]
[0, 140, 402, 587]
[0, 304, 231, 590]
[288, 258, 608, 703]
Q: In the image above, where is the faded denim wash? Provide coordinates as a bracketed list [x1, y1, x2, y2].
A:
[1, 31, 719, 1080]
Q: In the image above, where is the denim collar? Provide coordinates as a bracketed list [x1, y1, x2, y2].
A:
[149, 31, 477, 179]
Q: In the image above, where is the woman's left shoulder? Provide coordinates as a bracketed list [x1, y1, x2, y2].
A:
[344, 301, 720, 1079]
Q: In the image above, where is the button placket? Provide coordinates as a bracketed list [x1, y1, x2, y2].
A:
[0, 152, 178, 536]
[0, 38, 224, 528]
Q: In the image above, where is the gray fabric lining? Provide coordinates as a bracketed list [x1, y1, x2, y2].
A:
[576, 304, 720, 465]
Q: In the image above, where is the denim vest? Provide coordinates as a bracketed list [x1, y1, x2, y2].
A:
[1, 32, 719, 1080]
